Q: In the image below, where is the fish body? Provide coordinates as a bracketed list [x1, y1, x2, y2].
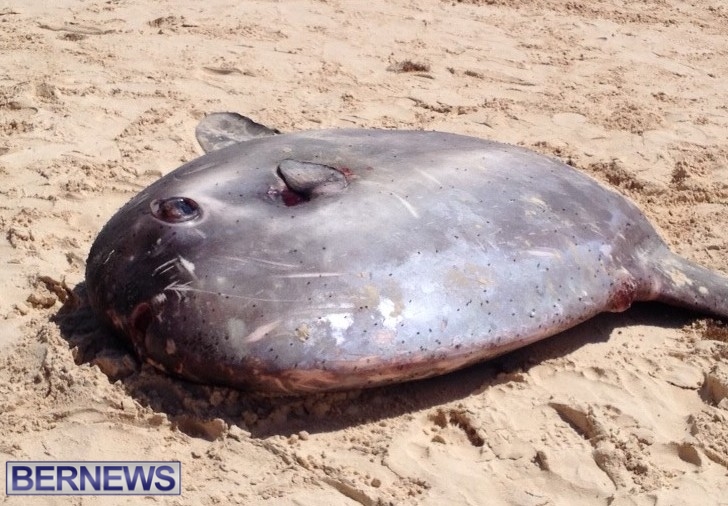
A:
[85, 114, 728, 393]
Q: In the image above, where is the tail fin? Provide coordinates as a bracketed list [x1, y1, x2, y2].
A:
[647, 248, 728, 320]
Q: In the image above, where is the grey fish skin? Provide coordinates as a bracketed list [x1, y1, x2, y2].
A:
[86, 123, 728, 394]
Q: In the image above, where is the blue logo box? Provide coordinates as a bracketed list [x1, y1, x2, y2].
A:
[6, 461, 181, 495]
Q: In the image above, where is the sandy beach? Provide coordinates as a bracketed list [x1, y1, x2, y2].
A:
[1, 0, 728, 504]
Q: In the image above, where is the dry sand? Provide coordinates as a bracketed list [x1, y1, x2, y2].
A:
[2, 0, 728, 504]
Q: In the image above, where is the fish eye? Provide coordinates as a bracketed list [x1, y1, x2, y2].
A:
[150, 197, 201, 223]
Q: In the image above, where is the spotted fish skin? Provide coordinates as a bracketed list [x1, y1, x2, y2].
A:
[86, 126, 728, 394]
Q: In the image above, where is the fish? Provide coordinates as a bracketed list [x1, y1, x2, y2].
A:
[85, 113, 728, 394]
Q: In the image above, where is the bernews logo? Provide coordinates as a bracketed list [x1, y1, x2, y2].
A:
[6, 461, 181, 495]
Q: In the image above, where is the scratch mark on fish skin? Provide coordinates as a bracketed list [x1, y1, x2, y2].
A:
[164, 282, 298, 302]
[163, 280, 192, 301]
[274, 272, 345, 278]
[178, 255, 197, 278]
[157, 264, 176, 276]
[149, 234, 189, 259]
[153, 256, 198, 280]
[391, 192, 419, 219]
[175, 159, 219, 177]
[217, 255, 299, 269]
[245, 320, 282, 343]
[103, 250, 115, 265]
[164, 280, 190, 291]
[416, 169, 443, 186]
[472, 236, 488, 253]
[526, 248, 560, 258]
[153, 258, 178, 276]
[151, 293, 167, 305]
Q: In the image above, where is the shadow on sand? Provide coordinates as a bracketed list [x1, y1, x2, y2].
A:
[54, 281, 695, 440]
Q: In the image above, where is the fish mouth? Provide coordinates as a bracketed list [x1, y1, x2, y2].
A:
[122, 297, 182, 376]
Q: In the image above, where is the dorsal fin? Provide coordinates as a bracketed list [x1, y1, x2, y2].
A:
[277, 160, 347, 198]
[195, 113, 280, 153]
